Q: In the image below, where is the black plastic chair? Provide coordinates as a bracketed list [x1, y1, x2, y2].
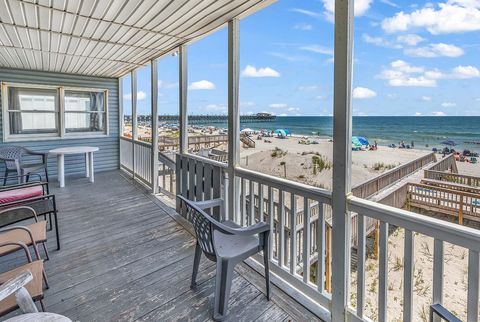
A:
[0, 146, 48, 185]
[177, 195, 271, 321]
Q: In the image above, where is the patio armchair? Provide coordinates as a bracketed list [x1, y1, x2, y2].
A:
[0, 146, 49, 185]
[0, 271, 71, 322]
[0, 206, 50, 262]
[0, 241, 46, 316]
[177, 195, 271, 321]
[0, 176, 59, 250]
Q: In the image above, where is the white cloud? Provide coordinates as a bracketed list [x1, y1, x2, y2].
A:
[269, 103, 289, 109]
[381, 1, 480, 34]
[451, 65, 480, 78]
[287, 107, 300, 112]
[377, 60, 437, 87]
[123, 91, 146, 101]
[414, 112, 422, 116]
[291, 8, 323, 19]
[421, 96, 432, 101]
[377, 60, 480, 87]
[396, 34, 425, 46]
[362, 34, 402, 49]
[241, 65, 280, 78]
[321, 0, 373, 18]
[432, 111, 447, 116]
[391, 60, 424, 73]
[441, 102, 457, 107]
[299, 45, 333, 55]
[380, 0, 400, 8]
[294, 23, 313, 30]
[404, 43, 464, 57]
[353, 87, 377, 99]
[188, 80, 215, 90]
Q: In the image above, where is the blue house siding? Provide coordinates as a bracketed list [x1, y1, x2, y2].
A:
[0, 68, 119, 179]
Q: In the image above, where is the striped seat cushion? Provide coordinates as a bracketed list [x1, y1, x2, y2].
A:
[0, 186, 44, 204]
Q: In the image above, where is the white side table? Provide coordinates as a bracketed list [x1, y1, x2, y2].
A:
[49, 147, 99, 188]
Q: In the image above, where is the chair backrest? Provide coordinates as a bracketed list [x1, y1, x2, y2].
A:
[181, 198, 216, 259]
[0, 146, 27, 169]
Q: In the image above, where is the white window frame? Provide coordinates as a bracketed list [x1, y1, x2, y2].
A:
[1, 82, 109, 142]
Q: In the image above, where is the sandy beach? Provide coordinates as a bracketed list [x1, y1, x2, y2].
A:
[239, 136, 431, 190]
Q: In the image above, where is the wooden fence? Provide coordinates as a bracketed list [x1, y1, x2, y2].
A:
[407, 182, 480, 224]
[351, 152, 437, 199]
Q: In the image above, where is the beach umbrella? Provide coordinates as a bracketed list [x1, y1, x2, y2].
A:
[275, 129, 287, 137]
[357, 136, 369, 146]
[284, 129, 291, 135]
[441, 140, 457, 146]
[352, 136, 362, 147]
[240, 128, 254, 133]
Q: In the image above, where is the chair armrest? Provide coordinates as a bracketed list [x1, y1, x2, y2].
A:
[219, 221, 270, 236]
[25, 150, 47, 156]
[0, 156, 16, 162]
[0, 271, 33, 302]
[0, 241, 33, 262]
[0, 225, 37, 248]
[192, 198, 224, 210]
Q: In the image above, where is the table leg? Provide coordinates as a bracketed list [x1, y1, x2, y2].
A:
[89, 152, 94, 183]
[58, 154, 65, 188]
[85, 153, 90, 178]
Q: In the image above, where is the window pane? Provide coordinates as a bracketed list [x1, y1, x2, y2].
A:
[9, 112, 58, 134]
[65, 112, 105, 133]
[8, 87, 58, 112]
[65, 91, 105, 112]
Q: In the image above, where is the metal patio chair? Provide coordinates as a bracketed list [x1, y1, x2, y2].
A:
[0, 146, 49, 185]
[0, 271, 71, 322]
[177, 195, 271, 321]
[0, 175, 60, 250]
[0, 242, 47, 317]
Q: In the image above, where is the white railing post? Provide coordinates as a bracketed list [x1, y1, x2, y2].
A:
[331, 0, 354, 320]
[151, 59, 159, 193]
[131, 69, 138, 178]
[227, 19, 241, 221]
[118, 77, 123, 169]
[179, 45, 188, 155]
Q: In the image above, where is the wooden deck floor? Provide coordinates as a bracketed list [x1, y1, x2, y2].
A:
[1, 171, 319, 322]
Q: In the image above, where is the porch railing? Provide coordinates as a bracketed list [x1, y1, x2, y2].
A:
[173, 153, 480, 321]
[351, 152, 437, 199]
[120, 136, 152, 186]
[349, 196, 480, 322]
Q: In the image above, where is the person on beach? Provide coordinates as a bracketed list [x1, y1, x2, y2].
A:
[411, 141, 415, 148]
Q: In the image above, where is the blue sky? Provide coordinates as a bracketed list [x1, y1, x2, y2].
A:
[123, 0, 480, 117]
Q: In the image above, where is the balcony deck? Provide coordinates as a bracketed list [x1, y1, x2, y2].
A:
[0, 171, 319, 321]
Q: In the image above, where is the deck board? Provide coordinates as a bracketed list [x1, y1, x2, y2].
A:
[0, 171, 320, 321]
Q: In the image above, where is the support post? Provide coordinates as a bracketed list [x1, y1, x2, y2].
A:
[118, 77, 123, 170]
[179, 45, 188, 155]
[227, 19, 241, 221]
[131, 69, 138, 178]
[331, 0, 355, 320]
[151, 59, 159, 193]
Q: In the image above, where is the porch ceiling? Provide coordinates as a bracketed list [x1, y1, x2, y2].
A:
[0, 0, 274, 78]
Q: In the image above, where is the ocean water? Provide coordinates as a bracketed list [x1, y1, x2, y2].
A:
[228, 116, 480, 152]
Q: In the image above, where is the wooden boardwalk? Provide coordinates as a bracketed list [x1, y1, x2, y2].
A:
[0, 171, 319, 322]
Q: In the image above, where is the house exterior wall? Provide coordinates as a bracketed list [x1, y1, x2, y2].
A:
[0, 68, 119, 179]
